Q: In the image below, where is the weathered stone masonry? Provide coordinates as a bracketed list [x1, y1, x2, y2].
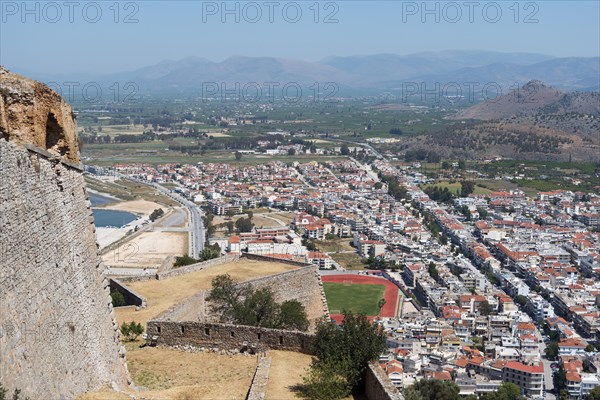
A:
[0, 68, 128, 400]
[146, 321, 314, 354]
[146, 264, 325, 353]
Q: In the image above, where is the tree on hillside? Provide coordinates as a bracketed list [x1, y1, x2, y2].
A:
[279, 300, 309, 331]
[403, 378, 460, 400]
[478, 300, 494, 316]
[515, 295, 528, 306]
[299, 313, 386, 399]
[120, 321, 144, 341]
[586, 344, 596, 352]
[206, 274, 309, 331]
[149, 208, 164, 222]
[237, 287, 280, 328]
[174, 254, 198, 267]
[300, 357, 356, 400]
[428, 262, 440, 281]
[206, 274, 249, 319]
[340, 144, 350, 156]
[479, 382, 523, 400]
[460, 181, 475, 197]
[199, 242, 221, 261]
[545, 341, 559, 360]
[111, 290, 126, 307]
[235, 217, 254, 233]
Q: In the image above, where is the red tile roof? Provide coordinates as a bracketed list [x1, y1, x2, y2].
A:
[504, 361, 544, 374]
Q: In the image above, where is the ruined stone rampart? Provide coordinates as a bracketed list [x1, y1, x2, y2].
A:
[146, 320, 313, 354]
[0, 68, 128, 399]
[153, 265, 327, 328]
[364, 363, 404, 400]
[241, 252, 311, 267]
[109, 278, 147, 307]
[156, 254, 240, 280]
[246, 356, 272, 400]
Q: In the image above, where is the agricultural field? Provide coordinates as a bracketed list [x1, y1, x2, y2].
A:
[82, 141, 350, 167]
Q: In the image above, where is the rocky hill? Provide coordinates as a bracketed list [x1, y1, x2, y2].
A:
[456, 80, 600, 120]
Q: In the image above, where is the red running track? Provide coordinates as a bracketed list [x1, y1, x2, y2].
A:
[321, 274, 399, 322]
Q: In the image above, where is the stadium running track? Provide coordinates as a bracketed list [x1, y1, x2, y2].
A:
[321, 274, 399, 323]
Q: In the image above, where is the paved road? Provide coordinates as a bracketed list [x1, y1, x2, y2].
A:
[350, 156, 381, 182]
[158, 207, 186, 228]
[538, 341, 556, 398]
[541, 358, 555, 396]
[150, 183, 205, 258]
[119, 176, 205, 258]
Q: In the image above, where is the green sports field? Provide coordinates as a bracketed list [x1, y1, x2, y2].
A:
[323, 282, 386, 316]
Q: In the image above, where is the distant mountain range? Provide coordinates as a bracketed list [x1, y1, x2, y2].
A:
[11, 51, 600, 97]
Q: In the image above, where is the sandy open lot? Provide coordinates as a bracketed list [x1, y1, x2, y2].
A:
[102, 231, 187, 269]
[98, 199, 165, 215]
[115, 259, 299, 325]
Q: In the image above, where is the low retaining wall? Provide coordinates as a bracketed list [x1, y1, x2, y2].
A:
[247, 357, 272, 400]
[241, 253, 311, 267]
[116, 274, 156, 283]
[156, 254, 240, 280]
[109, 278, 146, 307]
[364, 363, 404, 400]
[146, 321, 314, 354]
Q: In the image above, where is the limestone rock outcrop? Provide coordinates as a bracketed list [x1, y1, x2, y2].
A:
[0, 67, 129, 399]
[0, 66, 79, 162]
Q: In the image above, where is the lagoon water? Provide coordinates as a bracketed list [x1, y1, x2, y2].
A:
[90, 193, 137, 228]
[89, 193, 113, 207]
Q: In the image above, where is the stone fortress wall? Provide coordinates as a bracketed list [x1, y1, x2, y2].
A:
[145, 259, 401, 399]
[147, 262, 327, 353]
[154, 263, 327, 328]
[0, 67, 129, 399]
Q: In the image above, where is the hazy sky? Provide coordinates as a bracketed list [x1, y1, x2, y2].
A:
[1, 0, 599, 74]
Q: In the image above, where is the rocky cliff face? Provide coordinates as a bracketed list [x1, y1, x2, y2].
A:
[0, 66, 79, 162]
[0, 67, 129, 399]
